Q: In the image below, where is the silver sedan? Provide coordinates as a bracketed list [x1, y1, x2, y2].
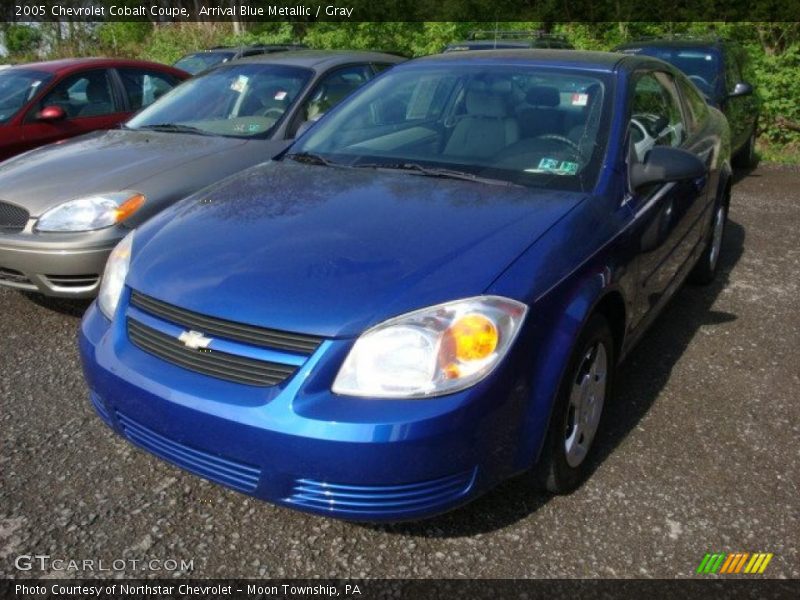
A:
[0, 50, 403, 297]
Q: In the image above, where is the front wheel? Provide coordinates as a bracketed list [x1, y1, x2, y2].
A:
[533, 314, 615, 494]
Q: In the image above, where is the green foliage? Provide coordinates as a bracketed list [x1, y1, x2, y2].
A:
[96, 23, 151, 55]
[750, 44, 800, 146]
[4, 24, 42, 55]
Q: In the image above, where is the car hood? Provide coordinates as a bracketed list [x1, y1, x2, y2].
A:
[0, 129, 254, 216]
[129, 160, 587, 338]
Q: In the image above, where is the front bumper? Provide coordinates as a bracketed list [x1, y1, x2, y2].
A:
[0, 231, 118, 297]
[79, 299, 528, 521]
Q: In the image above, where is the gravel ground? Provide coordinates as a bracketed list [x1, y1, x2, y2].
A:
[0, 164, 798, 580]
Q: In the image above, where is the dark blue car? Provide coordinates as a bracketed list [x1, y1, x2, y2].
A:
[79, 50, 732, 521]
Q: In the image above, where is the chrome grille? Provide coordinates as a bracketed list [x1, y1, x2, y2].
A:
[117, 411, 261, 492]
[0, 201, 29, 232]
[127, 318, 296, 387]
[287, 469, 478, 516]
[130, 291, 322, 354]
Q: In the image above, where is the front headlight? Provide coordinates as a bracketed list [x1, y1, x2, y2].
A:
[36, 192, 145, 232]
[97, 231, 134, 319]
[332, 296, 528, 398]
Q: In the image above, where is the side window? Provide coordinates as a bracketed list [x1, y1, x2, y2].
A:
[629, 71, 687, 162]
[371, 63, 395, 74]
[117, 68, 178, 111]
[241, 49, 267, 58]
[676, 73, 709, 136]
[38, 70, 118, 119]
[301, 65, 372, 123]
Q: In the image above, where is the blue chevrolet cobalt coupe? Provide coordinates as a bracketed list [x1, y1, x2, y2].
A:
[79, 51, 732, 521]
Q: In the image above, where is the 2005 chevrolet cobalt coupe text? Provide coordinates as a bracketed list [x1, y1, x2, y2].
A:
[79, 51, 732, 520]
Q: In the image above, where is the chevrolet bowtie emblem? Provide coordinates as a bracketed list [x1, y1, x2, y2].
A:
[178, 330, 212, 350]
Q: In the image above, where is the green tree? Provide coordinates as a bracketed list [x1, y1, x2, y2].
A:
[4, 24, 42, 55]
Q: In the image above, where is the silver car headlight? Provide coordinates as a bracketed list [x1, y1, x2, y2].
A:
[98, 231, 134, 319]
[332, 296, 528, 398]
[36, 192, 145, 232]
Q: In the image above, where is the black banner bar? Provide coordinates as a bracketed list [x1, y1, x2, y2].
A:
[2, 579, 799, 600]
[3, 0, 800, 22]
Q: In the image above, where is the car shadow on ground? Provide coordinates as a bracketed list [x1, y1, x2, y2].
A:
[17, 290, 92, 318]
[373, 219, 746, 538]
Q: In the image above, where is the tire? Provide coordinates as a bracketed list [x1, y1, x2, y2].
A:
[533, 313, 615, 494]
[689, 200, 727, 285]
[732, 129, 756, 169]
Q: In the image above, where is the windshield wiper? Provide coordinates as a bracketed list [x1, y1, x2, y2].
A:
[284, 152, 337, 167]
[134, 123, 209, 135]
[352, 162, 521, 187]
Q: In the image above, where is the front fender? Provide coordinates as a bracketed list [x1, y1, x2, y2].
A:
[511, 269, 621, 469]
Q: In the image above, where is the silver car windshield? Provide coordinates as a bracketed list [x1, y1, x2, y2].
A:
[0, 69, 52, 124]
[292, 65, 611, 191]
[127, 63, 312, 138]
[173, 51, 236, 75]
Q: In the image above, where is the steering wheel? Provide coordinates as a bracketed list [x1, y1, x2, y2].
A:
[261, 108, 285, 120]
[535, 134, 586, 160]
[688, 75, 710, 91]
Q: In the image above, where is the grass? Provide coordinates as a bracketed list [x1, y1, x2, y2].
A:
[757, 140, 800, 165]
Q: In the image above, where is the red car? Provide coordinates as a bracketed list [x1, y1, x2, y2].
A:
[0, 58, 188, 161]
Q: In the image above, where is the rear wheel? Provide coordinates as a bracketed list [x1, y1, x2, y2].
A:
[689, 201, 727, 285]
[534, 314, 614, 494]
[733, 129, 756, 169]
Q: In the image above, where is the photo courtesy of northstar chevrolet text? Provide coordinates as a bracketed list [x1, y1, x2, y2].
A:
[0, 0, 797, 594]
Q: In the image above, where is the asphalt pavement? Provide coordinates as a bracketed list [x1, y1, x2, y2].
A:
[1, 164, 797, 579]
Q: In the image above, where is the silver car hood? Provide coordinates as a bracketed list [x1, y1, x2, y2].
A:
[0, 129, 262, 216]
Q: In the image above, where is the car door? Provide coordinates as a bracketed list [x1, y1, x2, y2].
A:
[19, 69, 126, 151]
[285, 64, 374, 138]
[626, 70, 709, 328]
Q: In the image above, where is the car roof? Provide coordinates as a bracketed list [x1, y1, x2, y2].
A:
[230, 50, 405, 69]
[447, 41, 540, 49]
[412, 49, 628, 72]
[8, 57, 185, 76]
[615, 39, 725, 52]
[445, 40, 573, 50]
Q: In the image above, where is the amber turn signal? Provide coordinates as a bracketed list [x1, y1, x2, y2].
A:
[114, 194, 146, 223]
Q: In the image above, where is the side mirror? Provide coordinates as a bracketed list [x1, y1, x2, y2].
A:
[630, 146, 706, 191]
[728, 81, 753, 99]
[36, 105, 66, 122]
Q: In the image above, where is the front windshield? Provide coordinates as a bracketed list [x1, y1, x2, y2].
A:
[174, 51, 236, 75]
[291, 65, 610, 191]
[0, 69, 52, 124]
[127, 63, 312, 138]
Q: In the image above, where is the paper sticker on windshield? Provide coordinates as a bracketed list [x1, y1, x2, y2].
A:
[526, 158, 579, 175]
[231, 75, 249, 93]
[274, 90, 287, 101]
[571, 93, 589, 106]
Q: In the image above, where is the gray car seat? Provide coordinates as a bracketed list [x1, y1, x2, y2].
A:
[517, 85, 564, 138]
[444, 82, 519, 158]
[79, 78, 114, 117]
